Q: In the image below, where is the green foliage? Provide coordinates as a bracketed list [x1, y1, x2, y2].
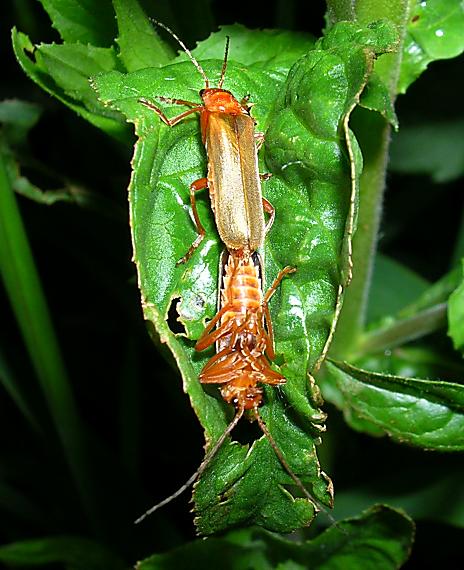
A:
[5, 0, 464, 567]
[324, 360, 464, 450]
[12, 28, 129, 142]
[92, 19, 399, 534]
[448, 261, 464, 352]
[38, 0, 117, 45]
[138, 506, 414, 570]
[390, 119, 464, 183]
[113, 0, 174, 70]
[366, 254, 430, 321]
[182, 25, 315, 69]
[0, 100, 97, 525]
[0, 536, 126, 569]
[399, 0, 464, 93]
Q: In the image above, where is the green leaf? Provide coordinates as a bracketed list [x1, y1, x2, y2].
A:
[264, 18, 397, 368]
[452, 210, 464, 266]
[180, 25, 315, 70]
[138, 506, 414, 570]
[94, 56, 328, 535]
[367, 254, 430, 322]
[113, 0, 175, 71]
[389, 119, 464, 182]
[11, 28, 129, 143]
[38, 0, 117, 46]
[0, 536, 125, 570]
[93, 21, 397, 534]
[355, 346, 464, 383]
[37, 42, 121, 110]
[0, 99, 42, 146]
[323, 360, 464, 450]
[399, 0, 464, 93]
[448, 260, 464, 352]
[322, 13, 403, 359]
[193, 394, 332, 535]
[321, 20, 400, 126]
[0, 99, 118, 214]
[359, 72, 398, 128]
[359, 266, 460, 354]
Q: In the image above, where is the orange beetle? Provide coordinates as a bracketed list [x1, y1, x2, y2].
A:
[139, 21, 274, 264]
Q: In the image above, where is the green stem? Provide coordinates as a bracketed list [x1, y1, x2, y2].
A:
[329, 0, 412, 357]
[331, 110, 392, 356]
[0, 140, 98, 532]
[357, 302, 448, 355]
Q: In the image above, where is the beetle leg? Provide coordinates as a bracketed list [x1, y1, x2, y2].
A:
[263, 266, 296, 305]
[255, 131, 265, 150]
[261, 266, 297, 358]
[262, 197, 275, 235]
[200, 349, 245, 383]
[195, 308, 235, 351]
[261, 304, 276, 360]
[176, 177, 209, 265]
[156, 96, 199, 107]
[139, 98, 202, 127]
[240, 94, 254, 112]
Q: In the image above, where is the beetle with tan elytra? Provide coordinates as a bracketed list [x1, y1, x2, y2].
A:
[139, 20, 275, 265]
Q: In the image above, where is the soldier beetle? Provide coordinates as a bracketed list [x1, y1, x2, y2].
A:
[139, 21, 275, 264]
[134, 23, 332, 526]
[135, 251, 333, 523]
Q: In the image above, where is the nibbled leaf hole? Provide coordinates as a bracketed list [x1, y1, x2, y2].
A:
[23, 46, 37, 64]
[167, 296, 186, 334]
[232, 417, 261, 445]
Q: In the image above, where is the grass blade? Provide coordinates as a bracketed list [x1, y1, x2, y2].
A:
[0, 137, 98, 531]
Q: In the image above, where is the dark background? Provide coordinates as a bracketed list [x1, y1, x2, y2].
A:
[1, 0, 463, 567]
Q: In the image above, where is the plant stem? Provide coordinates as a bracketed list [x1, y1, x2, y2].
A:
[357, 303, 448, 355]
[329, 0, 412, 358]
[331, 110, 392, 356]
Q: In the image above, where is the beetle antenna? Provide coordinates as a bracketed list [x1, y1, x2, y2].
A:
[151, 19, 210, 88]
[134, 406, 244, 523]
[253, 405, 336, 525]
[218, 35, 230, 89]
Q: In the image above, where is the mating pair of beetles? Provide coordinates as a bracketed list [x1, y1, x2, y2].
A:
[136, 22, 321, 522]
